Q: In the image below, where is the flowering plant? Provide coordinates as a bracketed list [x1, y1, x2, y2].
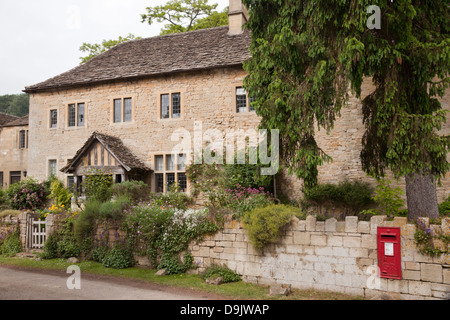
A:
[122, 202, 218, 274]
[6, 178, 49, 211]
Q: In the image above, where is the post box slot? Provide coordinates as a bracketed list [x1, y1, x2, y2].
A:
[380, 234, 396, 239]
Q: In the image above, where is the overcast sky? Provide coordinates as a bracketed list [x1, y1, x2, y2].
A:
[0, 0, 230, 95]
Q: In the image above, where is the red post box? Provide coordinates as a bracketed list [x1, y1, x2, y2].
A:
[377, 227, 401, 279]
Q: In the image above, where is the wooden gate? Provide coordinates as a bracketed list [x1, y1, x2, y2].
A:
[26, 213, 47, 250]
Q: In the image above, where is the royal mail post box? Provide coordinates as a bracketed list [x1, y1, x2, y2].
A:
[377, 227, 401, 279]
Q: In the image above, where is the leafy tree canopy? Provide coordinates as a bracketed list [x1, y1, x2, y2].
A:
[242, 0, 449, 191]
[141, 0, 228, 35]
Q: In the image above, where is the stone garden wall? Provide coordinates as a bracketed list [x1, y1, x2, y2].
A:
[189, 215, 450, 300]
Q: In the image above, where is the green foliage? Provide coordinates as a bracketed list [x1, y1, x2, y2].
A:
[141, 0, 228, 35]
[364, 179, 406, 218]
[41, 213, 80, 259]
[0, 228, 22, 257]
[82, 169, 113, 202]
[101, 243, 135, 269]
[112, 180, 150, 204]
[49, 179, 73, 208]
[98, 196, 130, 221]
[438, 197, 450, 216]
[79, 34, 141, 64]
[150, 185, 192, 210]
[123, 204, 218, 274]
[0, 94, 29, 117]
[6, 178, 49, 210]
[207, 185, 275, 219]
[201, 264, 241, 283]
[305, 180, 374, 213]
[0, 190, 12, 211]
[242, 0, 450, 206]
[242, 204, 300, 250]
[414, 218, 449, 257]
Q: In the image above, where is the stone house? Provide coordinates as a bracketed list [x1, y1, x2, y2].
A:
[0, 113, 28, 188]
[23, 0, 450, 202]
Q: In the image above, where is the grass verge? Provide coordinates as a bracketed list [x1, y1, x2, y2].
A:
[0, 255, 363, 300]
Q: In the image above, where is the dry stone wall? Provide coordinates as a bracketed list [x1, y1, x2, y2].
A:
[189, 215, 450, 300]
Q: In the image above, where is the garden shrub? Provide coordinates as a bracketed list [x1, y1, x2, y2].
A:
[438, 196, 450, 216]
[360, 179, 406, 219]
[6, 178, 49, 210]
[73, 200, 102, 244]
[98, 196, 130, 221]
[101, 243, 134, 269]
[0, 228, 22, 257]
[201, 264, 241, 283]
[123, 204, 219, 274]
[207, 185, 275, 219]
[0, 190, 11, 211]
[242, 204, 300, 250]
[41, 212, 81, 259]
[82, 169, 113, 202]
[112, 180, 150, 204]
[305, 180, 374, 214]
[49, 179, 72, 208]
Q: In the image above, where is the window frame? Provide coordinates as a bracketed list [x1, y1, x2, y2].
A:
[235, 86, 256, 113]
[159, 92, 182, 120]
[19, 130, 26, 149]
[50, 109, 58, 128]
[48, 159, 57, 178]
[67, 102, 86, 128]
[153, 153, 188, 193]
[112, 97, 133, 123]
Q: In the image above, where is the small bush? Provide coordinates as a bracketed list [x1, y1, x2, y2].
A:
[305, 180, 374, 213]
[82, 169, 113, 202]
[112, 181, 150, 204]
[49, 179, 72, 208]
[438, 197, 450, 217]
[0, 228, 22, 257]
[6, 178, 49, 210]
[101, 244, 134, 269]
[91, 245, 109, 263]
[242, 204, 300, 250]
[201, 264, 241, 283]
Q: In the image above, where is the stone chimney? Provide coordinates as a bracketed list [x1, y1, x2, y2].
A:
[228, 0, 249, 35]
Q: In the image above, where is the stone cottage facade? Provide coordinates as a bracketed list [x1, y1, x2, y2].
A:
[0, 114, 28, 188]
[24, 0, 450, 202]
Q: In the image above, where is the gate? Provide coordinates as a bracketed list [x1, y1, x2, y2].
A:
[26, 213, 47, 250]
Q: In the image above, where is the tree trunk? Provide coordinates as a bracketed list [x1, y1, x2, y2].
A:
[405, 173, 440, 222]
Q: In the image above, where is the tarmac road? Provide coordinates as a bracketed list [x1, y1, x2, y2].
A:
[0, 266, 214, 300]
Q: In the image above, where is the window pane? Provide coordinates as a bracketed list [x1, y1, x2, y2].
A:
[249, 96, 256, 112]
[166, 155, 174, 171]
[124, 98, 132, 122]
[67, 176, 75, 192]
[68, 104, 76, 126]
[161, 94, 170, 119]
[155, 155, 164, 171]
[49, 160, 57, 177]
[177, 153, 186, 171]
[77, 103, 85, 126]
[155, 173, 164, 193]
[50, 110, 58, 128]
[172, 93, 181, 118]
[19, 130, 26, 149]
[236, 87, 247, 113]
[177, 173, 187, 192]
[114, 99, 122, 123]
[166, 173, 175, 190]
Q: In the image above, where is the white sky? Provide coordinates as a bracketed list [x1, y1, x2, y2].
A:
[0, 0, 230, 95]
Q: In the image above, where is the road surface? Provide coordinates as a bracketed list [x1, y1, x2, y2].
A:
[0, 266, 215, 300]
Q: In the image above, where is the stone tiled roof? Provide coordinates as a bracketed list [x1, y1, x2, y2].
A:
[0, 112, 19, 126]
[25, 26, 251, 93]
[61, 132, 151, 173]
[1, 115, 29, 127]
